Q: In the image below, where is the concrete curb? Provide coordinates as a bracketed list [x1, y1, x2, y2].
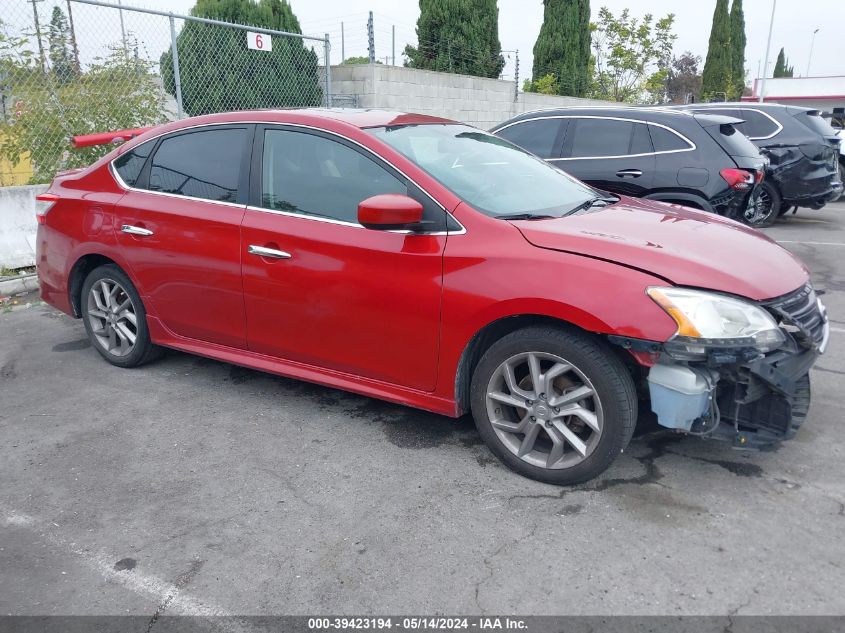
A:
[0, 273, 39, 296]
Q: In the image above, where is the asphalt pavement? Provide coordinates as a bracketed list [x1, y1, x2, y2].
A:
[1, 202, 844, 618]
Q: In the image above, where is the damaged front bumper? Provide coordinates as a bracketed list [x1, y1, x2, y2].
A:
[611, 284, 829, 448]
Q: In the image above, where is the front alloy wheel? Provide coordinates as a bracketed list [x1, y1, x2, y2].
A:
[485, 352, 603, 470]
[470, 326, 637, 485]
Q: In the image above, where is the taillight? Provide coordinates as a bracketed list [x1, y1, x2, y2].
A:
[720, 168, 755, 190]
[35, 192, 59, 225]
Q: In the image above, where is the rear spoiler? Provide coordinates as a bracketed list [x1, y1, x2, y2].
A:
[71, 126, 156, 149]
[691, 113, 745, 128]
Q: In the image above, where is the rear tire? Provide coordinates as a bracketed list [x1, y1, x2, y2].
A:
[756, 181, 782, 222]
[81, 264, 161, 368]
[746, 181, 780, 228]
[470, 326, 637, 485]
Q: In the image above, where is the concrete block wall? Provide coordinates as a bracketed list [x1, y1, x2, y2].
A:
[0, 184, 45, 269]
[330, 64, 612, 129]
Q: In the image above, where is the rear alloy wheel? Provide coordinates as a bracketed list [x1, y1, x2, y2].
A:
[744, 181, 780, 228]
[470, 327, 637, 485]
[755, 181, 783, 223]
[87, 278, 138, 357]
[81, 264, 160, 368]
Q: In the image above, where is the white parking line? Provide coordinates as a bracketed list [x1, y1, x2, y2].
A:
[830, 326, 845, 334]
[777, 240, 845, 246]
[2, 507, 244, 626]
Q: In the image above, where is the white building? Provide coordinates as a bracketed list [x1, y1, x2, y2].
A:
[744, 76, 845, 122]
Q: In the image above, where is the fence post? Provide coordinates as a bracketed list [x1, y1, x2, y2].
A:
[367, 12, 375, 64]
[168, 15, 184, 118]
[324, 33, 332, 107]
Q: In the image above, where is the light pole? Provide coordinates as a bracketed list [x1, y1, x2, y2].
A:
[759, 0, 777, 103]
[806, 28, 819, 77]
[118, 0, 128, 56]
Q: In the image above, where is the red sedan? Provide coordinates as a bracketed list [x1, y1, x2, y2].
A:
[35, 109, 829, 484]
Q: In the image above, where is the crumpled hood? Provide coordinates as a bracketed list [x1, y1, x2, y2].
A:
[511, 197, 809, 301]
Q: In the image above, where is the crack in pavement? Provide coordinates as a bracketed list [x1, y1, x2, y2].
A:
[473, 523, 539, 612]
[0, 504, 255, 632]
[147, 559, 206, 632]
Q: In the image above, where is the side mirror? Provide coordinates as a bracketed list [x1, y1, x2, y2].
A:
[358, 194, 424, 231]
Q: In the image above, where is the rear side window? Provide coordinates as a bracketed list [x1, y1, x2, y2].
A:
[148, 128, 248, 203]
[707, 124, 760, 158]
[649, 125, 692, 152]
[261, 129, 407, 224]
[496, 119, 563, 158]
[113, 141, 153, 187]
[738, 109, 780, 139]
[630, 123, 653, 154]
[569, 118, 634, 157]
[794, 111, 837, 138]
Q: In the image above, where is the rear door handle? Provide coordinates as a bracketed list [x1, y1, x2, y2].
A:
[248, 245, 292, 259]
[616, 169, 642, 178]
[121, 224, 154, 236]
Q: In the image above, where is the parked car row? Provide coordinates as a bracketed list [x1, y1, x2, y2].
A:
[492, 103, 842, 227]
[675, 103, 843, 218]
[832, 119, 845, 200]
[35, 108, 830, 485]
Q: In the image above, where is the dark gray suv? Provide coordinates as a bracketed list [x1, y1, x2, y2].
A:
[671, 103, 843, 220]
[491, 107, 770, 226]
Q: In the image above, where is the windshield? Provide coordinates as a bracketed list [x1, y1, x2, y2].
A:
[367, 124, 597, 218]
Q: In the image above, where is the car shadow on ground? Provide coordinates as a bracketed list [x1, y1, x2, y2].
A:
[163, 347, 767, 488]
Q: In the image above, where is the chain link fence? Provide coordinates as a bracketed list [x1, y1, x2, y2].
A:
[1, 0, 331, 186]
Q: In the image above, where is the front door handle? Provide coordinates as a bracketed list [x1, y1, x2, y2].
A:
[121, 224, 154, 236]
[248, 245, 292, 259]
[616, 169, 642, 178]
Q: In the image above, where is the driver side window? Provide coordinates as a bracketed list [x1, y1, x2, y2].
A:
[261, 129, 407, 224]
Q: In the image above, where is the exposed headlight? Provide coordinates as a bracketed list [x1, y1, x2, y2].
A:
[648, 287, 785, 353]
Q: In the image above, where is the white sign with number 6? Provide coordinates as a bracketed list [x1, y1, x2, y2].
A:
[247, 32, 272, 52]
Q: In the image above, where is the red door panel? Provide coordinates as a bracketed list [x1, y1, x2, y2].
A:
[241, 211, 444, 391]
[114, 192, 247, 348]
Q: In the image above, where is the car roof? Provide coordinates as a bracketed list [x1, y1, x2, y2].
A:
[493, 105, 700, 129]
[110, 108, 461, 156]
[169, 108, 455, 130]
[672, 102, 818, 115]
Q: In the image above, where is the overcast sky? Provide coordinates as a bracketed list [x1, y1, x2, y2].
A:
[16, 0, 845, 85]
[136, 0, 845, 82]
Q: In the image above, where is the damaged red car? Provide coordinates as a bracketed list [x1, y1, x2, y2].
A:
[35, 109, 830, 484]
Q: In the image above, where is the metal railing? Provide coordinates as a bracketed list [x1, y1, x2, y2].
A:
[1, 0, 332, 185]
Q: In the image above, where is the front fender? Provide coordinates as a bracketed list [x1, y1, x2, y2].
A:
[434, 234, 679, 401]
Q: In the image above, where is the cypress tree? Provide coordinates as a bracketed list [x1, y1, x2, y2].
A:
[48, 6, 76, 84]
[773, 47, 785, 77]
[404, 0, 505, 78]
[701, 0, 732, 101]
[530, 0, 591, 97]
[776, 48, 794, 77]
[161, 0, 322, 116]
[729, 0, 746, 99]
[773, 47, 795, 77]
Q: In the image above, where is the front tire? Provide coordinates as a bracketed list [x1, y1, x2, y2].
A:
[81, 264, 161, 368]
[470, 326, 637, 485]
